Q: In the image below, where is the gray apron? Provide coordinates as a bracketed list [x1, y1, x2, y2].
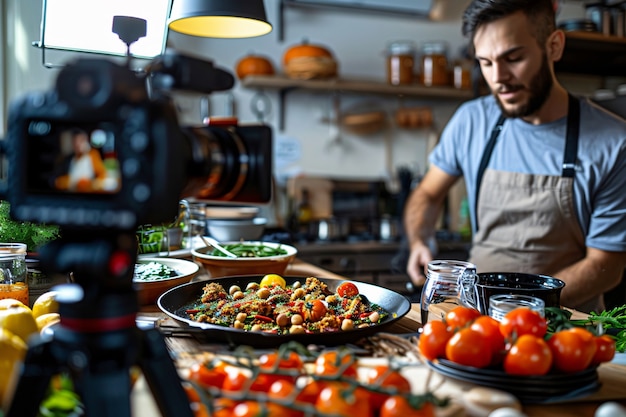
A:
[468, 95, 600, 312]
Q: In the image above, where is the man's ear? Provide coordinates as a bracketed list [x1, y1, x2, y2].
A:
[547, 29, 565, 62]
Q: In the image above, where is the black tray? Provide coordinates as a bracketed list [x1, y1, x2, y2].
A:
[157, 276, 412, 348]
[427, 359, 600, 404]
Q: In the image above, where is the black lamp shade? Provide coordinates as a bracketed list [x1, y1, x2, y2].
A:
[169, 0, 272, 38]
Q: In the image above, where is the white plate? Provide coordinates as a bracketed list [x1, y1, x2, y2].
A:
[138, 236, 206, 259]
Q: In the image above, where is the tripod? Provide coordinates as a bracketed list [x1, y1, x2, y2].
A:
[5, 233, 193, 417]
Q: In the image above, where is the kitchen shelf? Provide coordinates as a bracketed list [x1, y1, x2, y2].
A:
[240, 75, 474, 130]
[557, 32, 626, 77]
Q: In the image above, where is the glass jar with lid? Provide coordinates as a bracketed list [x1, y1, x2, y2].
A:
[421, 41, 450, 87]
[420, 260, 478, 323]
[386, 40, 416, 86]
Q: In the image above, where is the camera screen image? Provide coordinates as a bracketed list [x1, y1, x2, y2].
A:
[26, 120, 122, 195]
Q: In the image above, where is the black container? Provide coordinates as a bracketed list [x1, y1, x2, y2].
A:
[474, 272, 565, 315]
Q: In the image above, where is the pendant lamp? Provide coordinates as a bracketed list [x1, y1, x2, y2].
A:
[169, 0, 272, 38]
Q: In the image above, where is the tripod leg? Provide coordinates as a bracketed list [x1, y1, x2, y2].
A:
[6, 334, 57, 417]
[138, 328, 194, 417]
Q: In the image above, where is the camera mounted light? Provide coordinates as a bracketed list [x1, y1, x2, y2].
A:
[168, 0, 272, 38]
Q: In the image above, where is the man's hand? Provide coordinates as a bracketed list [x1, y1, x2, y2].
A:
[406, 240, 435, 287]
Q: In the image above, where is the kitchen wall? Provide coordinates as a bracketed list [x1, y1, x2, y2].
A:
[1, 0, 602, 227]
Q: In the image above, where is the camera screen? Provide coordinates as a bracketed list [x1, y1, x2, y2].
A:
[26, 120, 122, 195]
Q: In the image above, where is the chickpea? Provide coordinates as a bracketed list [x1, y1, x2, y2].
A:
[251, 324, 262, 332]
[358, 323, 369, 329]
[276, 313, 290, 328]
[289, 324, 305, 334]
[369, 311, 380, 323]
[291, 314, 304, 325]
[228, 285, 241, 295]
[292, 281, 301, 289]
[341, 318, 354, 331]
[232, 290, 245, 300]
[246, 282, 259, 291]
[291, 288, 305, 300]
[236, 312, 247, 322]
[233, 320, 245, 329]
[256, 287, 270, 299]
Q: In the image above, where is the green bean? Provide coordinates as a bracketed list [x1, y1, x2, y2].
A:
[209, 243, 288, 258]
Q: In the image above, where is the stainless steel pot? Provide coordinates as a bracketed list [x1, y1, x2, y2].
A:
[372, 216, 401, 241]
[309, 217, 350, 241]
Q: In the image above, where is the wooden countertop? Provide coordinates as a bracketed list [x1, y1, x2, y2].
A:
[133, 258, 626, 417]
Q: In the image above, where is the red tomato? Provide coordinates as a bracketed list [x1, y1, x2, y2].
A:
[470, 315, 506, 364]
[187, 361, 227, 390]
[315, 382, 373, 417]
[337, 281, 359, 297]
[259, 351, 304, 375]
[212, 398, 238, 417]
[306, 299, 328, 322]
[445, 327, 492, 368]
[418, 320, 453, 361]
[445, 306, 481, 330]
[503, 334, 552, 375]
[190, 402, 210, 417]
[365, 365, 412, 410]
[548, 329, 597, 373]
[499, 308, 547, 339]
[268, 379, 304, 417]
[591, 334, 616, 365]
[380, 395, 435, 417]
[295, 378, 326, 405]
[233, 401, 267, 417]
[314, 350, 359, 379]
[222, 368, 280, 393]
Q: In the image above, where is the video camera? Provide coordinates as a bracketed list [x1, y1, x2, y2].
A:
[0, 41, 272, 232]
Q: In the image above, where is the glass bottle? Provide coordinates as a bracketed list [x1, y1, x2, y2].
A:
[420, 259, 477, 324]
[421, 41, 449, 87]
[386, 41, 416, 86]
[0, 243, 28, 306]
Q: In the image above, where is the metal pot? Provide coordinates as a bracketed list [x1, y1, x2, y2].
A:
[309, 217, 349, 241]
[372, 216, 401, 241]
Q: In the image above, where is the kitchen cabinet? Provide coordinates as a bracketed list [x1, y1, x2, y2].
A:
[240, 74, 474, 130]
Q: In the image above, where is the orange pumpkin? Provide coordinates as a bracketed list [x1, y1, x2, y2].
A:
[235, 54, 275, 79]
[283, 39, 334, 66]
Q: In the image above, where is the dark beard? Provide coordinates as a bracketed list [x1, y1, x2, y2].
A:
[493, 54, 553, 118]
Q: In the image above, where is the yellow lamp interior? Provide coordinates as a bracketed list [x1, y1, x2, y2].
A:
[169, 16, 272, 38]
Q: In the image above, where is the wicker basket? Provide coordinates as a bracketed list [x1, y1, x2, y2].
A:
[284, 56, 338, 80]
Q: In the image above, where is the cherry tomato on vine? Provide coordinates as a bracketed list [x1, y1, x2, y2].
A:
[548, 329, 596, 373]
[445, 327, 492, 368]
[591, 334, 616, 365]
[315, 382, 373, 417]
[418, 320, 453, 361]
[212, 398, 238, 417]
[187, 361, 227, 390]
[268, 379, 304, 417]
[499, 307, 547, 339]
[470, 315, 506, 364]
[314, 350, 358, 379]
[365, 365, 411, 410]
[295, 378, 326, 405]
[259, 351, 304, 375]
[337, 281, 359, 297]
[233, 401, 268, 417]
[380, 395, 435, 417]
[503, 334, 552, 376]
[445, 306, 481, 330]
[190, 402, 210, 417]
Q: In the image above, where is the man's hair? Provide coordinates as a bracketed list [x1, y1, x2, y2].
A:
[462, 0, 556, 49]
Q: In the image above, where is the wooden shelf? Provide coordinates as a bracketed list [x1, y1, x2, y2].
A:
[240, 75, 474, 130]
[240, 75, 474, 100]
[558, 32, 626, 77]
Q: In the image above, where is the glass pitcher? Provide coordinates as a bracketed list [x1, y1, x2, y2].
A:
[420, 260, 478, 324]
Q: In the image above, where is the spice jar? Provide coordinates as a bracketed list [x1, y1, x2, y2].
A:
[421, 41, 449, 87]
[386, 41, 416, 86]
[420, 260, 478, 323]
[0, 243, 28, 306]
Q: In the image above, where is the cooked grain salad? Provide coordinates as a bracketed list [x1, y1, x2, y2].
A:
[184, 276, 389, 334]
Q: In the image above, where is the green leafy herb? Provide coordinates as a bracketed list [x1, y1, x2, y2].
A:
[0, 201, 60, 253]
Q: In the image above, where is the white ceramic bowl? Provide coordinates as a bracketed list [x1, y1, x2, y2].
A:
[206, 217, 267, 241]
[133, 258, 199, 305]
[191, 241, 297, 278]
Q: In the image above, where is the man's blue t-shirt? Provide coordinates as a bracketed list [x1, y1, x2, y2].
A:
[430, 94, 626, 253]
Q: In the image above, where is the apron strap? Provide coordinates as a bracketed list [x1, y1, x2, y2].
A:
[473, 94, 581, 229]
[562, 94, 580, 178]
[474, 115, 506, 231]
